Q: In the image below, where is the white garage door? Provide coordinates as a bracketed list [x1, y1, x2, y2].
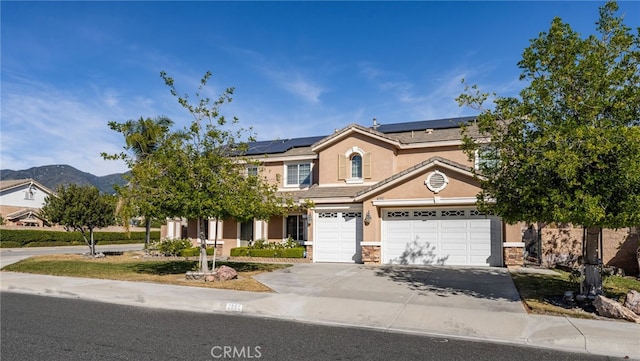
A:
[382, 209, 500, 266]
[314, 210, 362, 263]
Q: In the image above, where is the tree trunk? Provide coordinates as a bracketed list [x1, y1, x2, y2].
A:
[198, 218, 208, 274]
[81, 229, 95, 256]
[582, 226, 602, 296]
[145, 217, 151, 246]
[211, 218, 218, 272]
[90, 229, 96, 256]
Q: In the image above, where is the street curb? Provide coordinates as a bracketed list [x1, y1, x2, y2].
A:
[1, 272, 638, 360]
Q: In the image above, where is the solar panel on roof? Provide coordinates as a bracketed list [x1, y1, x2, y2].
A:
[376, 116, 476, 133]
[245, 135, 326, 155]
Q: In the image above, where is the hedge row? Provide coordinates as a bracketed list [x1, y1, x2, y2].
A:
[179, 247, 215, 257]
[230, 247, 305, 258]
[0, 229, 158, 247]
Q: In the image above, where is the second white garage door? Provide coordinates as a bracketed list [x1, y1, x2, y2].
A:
[314, 210, 362, 263]
[382, 208, 501, 266]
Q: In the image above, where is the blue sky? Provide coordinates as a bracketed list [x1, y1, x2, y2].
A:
[2, 1, 639, 176]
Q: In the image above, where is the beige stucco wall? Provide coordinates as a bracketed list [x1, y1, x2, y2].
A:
[396, 146, 471, 171]
[256, 162, 284, 185]
[317, 133, 396, 184]
[503, 223, 525, 243]
[359, 166, 483, 244]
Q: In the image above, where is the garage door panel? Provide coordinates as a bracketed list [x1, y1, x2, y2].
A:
[315, 210, 362, 263]
[383, 209, 499, 266]
[440, 220, 467, 229]
[440, 243, 467, 251]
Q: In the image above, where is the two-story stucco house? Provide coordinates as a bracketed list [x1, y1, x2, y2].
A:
[0, 179, 54, 227]
[165, 117, 525, 266]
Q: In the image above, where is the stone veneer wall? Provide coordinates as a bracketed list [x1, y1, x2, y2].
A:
[540, 227, 639, 275]
[362, 245, 381, 264]
[305, 245, 313, 261]
[504, 246, 524, 266]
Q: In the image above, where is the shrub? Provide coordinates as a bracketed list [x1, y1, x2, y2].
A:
[230, 247, 250, 257]
[0, 229, 158, 247]
[149, 239, 192, 257]
[24, 241, 83, 247]
[248, 249, 278, 257]
[179, 247, 215, 257]
[0, 241, 21, 248]
[278, 247, 305, 258]
[229, 246, 305, 258]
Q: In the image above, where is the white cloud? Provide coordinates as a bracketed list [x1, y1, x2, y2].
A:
[0, 77, 158, 176]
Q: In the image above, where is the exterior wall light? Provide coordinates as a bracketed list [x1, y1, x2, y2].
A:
[364, 211, 372, 226]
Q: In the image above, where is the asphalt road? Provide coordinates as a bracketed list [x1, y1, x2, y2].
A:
[1, 293, 611, 361]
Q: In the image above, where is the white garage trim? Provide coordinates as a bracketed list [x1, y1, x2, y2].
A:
[381, 207, 502, 266]
[372, 197, 479, 207]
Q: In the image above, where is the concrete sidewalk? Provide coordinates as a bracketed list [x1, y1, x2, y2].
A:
[1, 269, 638, 359]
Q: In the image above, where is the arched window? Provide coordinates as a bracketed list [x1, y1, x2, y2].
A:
[351, 154, 362, 179]
[339, 147, 370, 182]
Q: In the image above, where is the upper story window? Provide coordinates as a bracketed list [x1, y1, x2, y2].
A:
[351, 154, 362, 179]
[339, 146, 370, 183]
[474, 146, 499, 173]
[246, 165, 258, 177]
[285, 163, 311, 187]
[24, 188, 35, 200]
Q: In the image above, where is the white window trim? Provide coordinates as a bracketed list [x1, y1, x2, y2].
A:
[284, 161, 313, 188]
[344, 146, 365, 182]
[246, 165, 258, 176]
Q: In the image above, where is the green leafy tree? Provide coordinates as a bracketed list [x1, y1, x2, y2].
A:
[456, 1, 640, 295]
[159, 71, 291, 273]
[40, 184, 116, 255]
[102, 116, 174, 246]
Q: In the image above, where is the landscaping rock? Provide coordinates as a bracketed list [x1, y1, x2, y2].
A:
[623, 290, 640, 315]
[204, 273, 217, 282]
[185, 271, 206, 281]
[216, 265, 238, 281]
[593, 295, 640, 323]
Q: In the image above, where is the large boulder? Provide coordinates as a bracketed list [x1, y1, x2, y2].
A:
[203, 265, 238, 282]
[216, 265, 238, 281]
[593, 295, 640, 323]
[623, 290, 640, 315]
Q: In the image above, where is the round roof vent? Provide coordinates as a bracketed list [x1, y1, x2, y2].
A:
[425, 170, 449, 194]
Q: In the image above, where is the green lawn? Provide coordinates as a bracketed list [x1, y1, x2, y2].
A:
[1, 254, 290, 292]
[510, 268, 640, 318]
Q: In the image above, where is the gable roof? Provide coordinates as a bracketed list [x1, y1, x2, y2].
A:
[245, 116, 478, 157]
[311, 116, 477, 152]
[376, 116, 475, 133]
[354, 156, 475, 201]
[245, 136, 324, 156]
[6, 207, 45, 221]
[0, 179, 53, 195]
[311, 124, 402, 152]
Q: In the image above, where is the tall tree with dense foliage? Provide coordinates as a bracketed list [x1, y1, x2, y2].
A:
[457, 1, 640, 294]
[159, 71, 290, 273]
[40, 184, 116, 255]
[102, 116, 174, 245]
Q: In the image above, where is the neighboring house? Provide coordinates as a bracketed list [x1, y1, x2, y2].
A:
[0, 179, 54, 227]
[165, 117, 528, 266]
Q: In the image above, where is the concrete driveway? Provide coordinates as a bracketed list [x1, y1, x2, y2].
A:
[254, 263, 526, 313]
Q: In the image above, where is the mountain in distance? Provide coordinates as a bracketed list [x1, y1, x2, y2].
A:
[0, 164, 127, 194]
